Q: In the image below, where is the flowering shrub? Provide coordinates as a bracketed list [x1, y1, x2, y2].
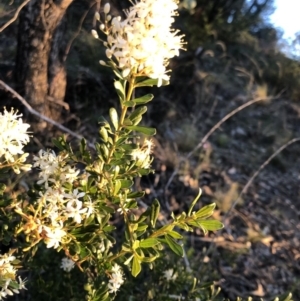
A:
[1, 1, 292, 301]
[0, 1, 223, 299]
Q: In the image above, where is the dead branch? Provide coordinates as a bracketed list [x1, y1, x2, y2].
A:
[0, 0, 31, 33]
[0, 79, 94, 149]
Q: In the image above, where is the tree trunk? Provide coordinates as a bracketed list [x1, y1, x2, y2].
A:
[15, 0, 73, 132]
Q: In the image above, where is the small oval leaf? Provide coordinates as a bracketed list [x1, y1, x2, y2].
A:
[109, 108, 119, 130]
[132, 255, 142, 277]
[125, 125, 156, 136]
[133, 94, 154, 105]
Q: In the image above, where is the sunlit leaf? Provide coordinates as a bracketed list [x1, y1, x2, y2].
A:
[197, 220, 224, 231]
[165, 234, 183, 257]
[167, 230, 183, 239]
[109, 108, 119, 130]
[195, 203, 216, 219]
[114, 80, 125, 100]
[132, 255, 142, 277]
[139, 238, 159, 248]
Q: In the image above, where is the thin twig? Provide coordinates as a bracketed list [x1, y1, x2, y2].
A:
[228, 137, 300, 215]
[64, 2, 96, 61]
[0, 80, 94, 148]
[164, 96, 274, 192]
[0, 0, 31, 33]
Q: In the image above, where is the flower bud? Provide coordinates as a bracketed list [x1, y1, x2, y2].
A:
[95, 12, 100, 21]
[91, 29, 99, 39]
[104, 3, 110, 14]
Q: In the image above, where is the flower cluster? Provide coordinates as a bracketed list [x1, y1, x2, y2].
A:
[0, 108, 31, 173]
[0, 252, 26, 300]
[131, 138, 154, 169]
[95, 0, 184, 86]
[16, 150, 94, 250]
[107, 264, 124, 294]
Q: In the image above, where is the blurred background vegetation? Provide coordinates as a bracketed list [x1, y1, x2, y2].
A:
[0, 0, 300, 300]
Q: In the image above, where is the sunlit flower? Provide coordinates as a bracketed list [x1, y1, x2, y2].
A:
[33, 149, 59, 188]
[60, 257, 75, 272]
[108, 264, 124, 294]
[43, 222, 66, 249]
[65, 199, 87, 224]
[0, 252, 26, 299]
[96, 0, 184, 86]
[0, 108, 30, 164]
[131, 139, 154, 169]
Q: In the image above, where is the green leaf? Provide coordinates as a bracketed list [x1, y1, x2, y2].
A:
[137, 224, 148, 232]
[139, 238, 159, 248]
[109, 108, 119, 131]
[123, 118, 133, 126]
[114, 180, 121, 195]
[195, 203, 216, 219]
[113, 69, 124, 80]
[135, 78, 169, 87]
[99, 144, 109, 160]
[140, 255, 158, 263]
[123, 100, 136, 107]
[150, 199, 160, 228]
[128, 106, 147, 121]
[167, 230, 183, 239]
[114, 80, 125, 100]
[133, 94, 154, 105]
[165, 234, 184, 257]
[99, 127, 108, 142]
[125, 125, 156, 136]
[0, 183, 6, 195]
[197, 220, 224, 231]
[132, 255, 142, 277]
[97, 290, 110, 301]
[119, 179, 134, 188]
[127, 191, 145, 198]
[103, 225, 116, 232]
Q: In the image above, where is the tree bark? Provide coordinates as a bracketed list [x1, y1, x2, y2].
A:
[15, 0, 73, 132]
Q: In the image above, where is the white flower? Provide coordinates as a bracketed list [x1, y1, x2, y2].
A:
[65, 199, 87, 224]
[60, 165, 80, 184]
[17, 276, 27, 290]
[131, 139, 154, 169]
[0, 253, 26, 300]
[33, 149, 59, 188]
[0, 108, 30, 163]
[43, 222, 66, 249]
[163, 268, 177, 281]
[108, 264, 124, 294]
[60, 257, 75, 272]
[98, 0, 184, 86]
